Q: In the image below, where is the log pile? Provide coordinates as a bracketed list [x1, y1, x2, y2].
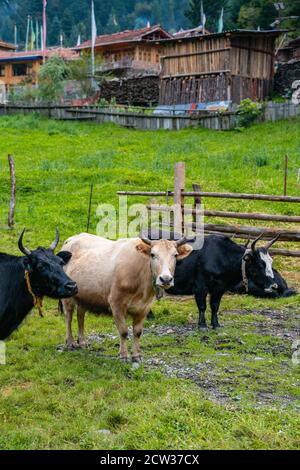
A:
[274, 60, 300, 96]
[99, 75, 159, 107]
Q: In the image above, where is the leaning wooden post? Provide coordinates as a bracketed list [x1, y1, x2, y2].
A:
[86, 183, 94, 233]
[284, 155, 288, 196]
[174, 162, 185, 235]
[192, 183, 201, 226]
[8, 154, 16, 229]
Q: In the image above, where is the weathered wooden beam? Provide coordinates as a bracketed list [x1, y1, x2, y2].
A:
[119, 190, 300, 203]
[147, 204, 300, 223]
[161, 70, 231, 79]
[202, 209, 300, 223]
[161, 47, 231, 60]
[182, 191, 300, 203]
[189, 223, 300, 242]
[269, 248, 300, 258]
[231, 44, 275, 56]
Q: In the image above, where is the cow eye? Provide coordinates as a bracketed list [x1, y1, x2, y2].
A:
[150, 253, 156, 258]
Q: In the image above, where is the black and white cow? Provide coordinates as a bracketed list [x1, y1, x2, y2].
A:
[230, 268, 296, 298]
[148, 232, 287, 329]
[0, 229, 77, 340]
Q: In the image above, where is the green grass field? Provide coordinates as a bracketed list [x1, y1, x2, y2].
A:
[0, 115, 299, 450]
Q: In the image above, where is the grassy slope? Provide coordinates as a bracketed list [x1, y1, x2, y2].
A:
[0, 115, 299, 450]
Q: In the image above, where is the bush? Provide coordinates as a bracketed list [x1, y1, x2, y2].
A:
[236, 99, 263, 128]
[38, 55, 71, 102]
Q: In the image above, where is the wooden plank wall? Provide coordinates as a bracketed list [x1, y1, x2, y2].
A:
[230, 36, 275, 79]
[159, 73, 230, 104]
[159, 33, 277, 105]
[161, 36, 229, 77]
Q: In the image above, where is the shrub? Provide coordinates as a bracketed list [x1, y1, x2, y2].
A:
[38, 55, 70, 102]
[236, 99, 263, 128]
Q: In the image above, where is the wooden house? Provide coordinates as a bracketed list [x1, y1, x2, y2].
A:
[159, 30, 284, 105]
[75, 25, 171, 76]
[0, 48, 78, 91]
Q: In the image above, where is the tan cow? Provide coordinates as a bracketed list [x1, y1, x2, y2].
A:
[61, 233, 192, 362]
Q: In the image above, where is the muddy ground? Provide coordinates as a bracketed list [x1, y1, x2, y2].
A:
[76, 306, 300, 410]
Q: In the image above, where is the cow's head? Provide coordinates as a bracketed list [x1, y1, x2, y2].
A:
[136, 236, 193, 289]
[19, 228, 78, 299]
[243, 234, 280, 293]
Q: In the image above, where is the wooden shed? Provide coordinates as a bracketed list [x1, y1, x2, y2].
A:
[159, 30, 284, 105]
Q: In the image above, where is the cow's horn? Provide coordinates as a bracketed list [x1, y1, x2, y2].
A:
[244, 237, 251, 249]
[176, 237, 188, 247]
[251, 232, 265, 252]
[139, 229, 152, 246]
[18, 228, 31, 256]
[265, 233, 281, 251]
[49, 227, 60, 251]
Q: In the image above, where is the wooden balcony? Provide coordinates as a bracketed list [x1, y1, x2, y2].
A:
[96, 57, 160, 74]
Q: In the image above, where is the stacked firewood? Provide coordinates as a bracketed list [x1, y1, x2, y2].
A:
[274, 61, 300, 97]
[99, 75, 159, 107]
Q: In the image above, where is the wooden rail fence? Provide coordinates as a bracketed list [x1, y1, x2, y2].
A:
[117, 162, 300, 257]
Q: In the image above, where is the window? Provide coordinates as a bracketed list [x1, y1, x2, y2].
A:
[0, 65, 5, 77]
[13, 63, 27, 77]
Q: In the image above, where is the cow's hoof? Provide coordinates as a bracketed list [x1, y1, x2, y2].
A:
[77, 340, 88, 349]
[132, 355, 142, 364]
[198, 325, 209, 332]
[212, 324, 222, 330]
[120, 356, 129, 363]
[66, 341, 79, 350]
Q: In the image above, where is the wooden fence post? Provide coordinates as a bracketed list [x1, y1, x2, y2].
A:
[8, 154, 16, 229]
[86, 183, 94, 233]
[174, 162, 185, 235]
[284, 155, 288, 196]
[192, 183, 201, 226]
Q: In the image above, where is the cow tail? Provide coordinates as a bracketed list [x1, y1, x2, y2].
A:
[58, 300, 64, 316]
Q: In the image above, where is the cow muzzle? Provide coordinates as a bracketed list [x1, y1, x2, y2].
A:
[58, 281, 78, 298]
[264, 283, 278, 293]
[156, 275, 174, 289]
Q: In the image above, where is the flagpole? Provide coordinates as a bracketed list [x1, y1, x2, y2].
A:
[43, 0, 47, 63]
[25, 15, 30, 52]
[14, 24, 18, 49]
[91, 0, 96, 78]
[36, 19, 39, 50]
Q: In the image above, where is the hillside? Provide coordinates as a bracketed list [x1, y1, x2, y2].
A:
[0, 0, 299, 48]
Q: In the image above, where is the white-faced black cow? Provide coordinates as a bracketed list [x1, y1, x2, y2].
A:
[229, 268, 296, 298]
[154, 233, 283, 330]
[0, 229, 77, 340]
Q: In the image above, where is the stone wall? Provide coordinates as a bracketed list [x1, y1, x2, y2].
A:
[274, 61, 300, 96]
